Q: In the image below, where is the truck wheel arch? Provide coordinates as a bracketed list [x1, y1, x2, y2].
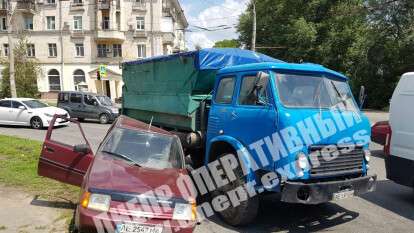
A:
[206, 135, 257, 182]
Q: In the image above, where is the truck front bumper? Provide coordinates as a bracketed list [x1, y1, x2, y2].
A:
[281, 175, 377, 204]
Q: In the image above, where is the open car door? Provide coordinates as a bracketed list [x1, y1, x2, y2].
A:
[38, 115, 94, 187]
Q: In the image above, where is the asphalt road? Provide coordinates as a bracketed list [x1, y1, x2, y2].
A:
[1, 111, 413, 232]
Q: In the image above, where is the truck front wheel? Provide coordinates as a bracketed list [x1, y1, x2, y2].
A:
[212, 153, 259, 226]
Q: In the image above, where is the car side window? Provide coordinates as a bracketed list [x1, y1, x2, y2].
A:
[239, 75, 269, 106]
[70, 93, 82, 103]
[11, 101, 24, 109]
[84, 95, 96, 106]
[59, 93, 69, 103]
[0, 100, 11, 108]
[215, 77, 235, 104]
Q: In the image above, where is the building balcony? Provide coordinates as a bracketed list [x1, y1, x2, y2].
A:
[70, 2, 84, 11]
[15, 1, 36, 13]
[96, 30, 125, 42]
[133, 30, 147, 38]
[98, 0, 110, 10]
[162, 32, 175, 44]
[71, 29, 85, 38]
[132, 2, 146, 11]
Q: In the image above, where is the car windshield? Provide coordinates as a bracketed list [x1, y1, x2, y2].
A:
[100, 128, 184, 169]
[275, 72, 358, 111]
[96, 96, 112, 106]
[22, 100, 48, 109]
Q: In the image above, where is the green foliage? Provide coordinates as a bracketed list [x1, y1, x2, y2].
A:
[0, 35, 41, 98]
[213, 39, 241, 48]
[237, 0, 414, 109]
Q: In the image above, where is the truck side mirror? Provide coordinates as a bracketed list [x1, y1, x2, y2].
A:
[73, 144, 90, 155]
[358, 86, 366, 109]
[255, 71, 269, 89]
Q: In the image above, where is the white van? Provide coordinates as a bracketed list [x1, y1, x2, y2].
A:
[386, 72, 414, 187]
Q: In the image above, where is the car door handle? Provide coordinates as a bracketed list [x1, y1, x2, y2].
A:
[45, 147, 55, 153]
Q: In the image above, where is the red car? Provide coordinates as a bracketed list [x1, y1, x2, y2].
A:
[371, 121, 391, 155]
[38, 115, 197, 233]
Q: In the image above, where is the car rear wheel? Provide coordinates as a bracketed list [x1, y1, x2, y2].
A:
[99, 113, 109, 124]
[30, 117, 43, 129]
[212, 152, 259, 226]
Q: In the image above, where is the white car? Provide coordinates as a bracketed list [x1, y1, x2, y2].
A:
[0, 98, 70, 129]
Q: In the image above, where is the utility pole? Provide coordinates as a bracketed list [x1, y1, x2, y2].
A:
[251, 0, 256, 52]
[7, 1, 16, 97]
[150, 0, 154, 56]
[59, 0, 64, 91]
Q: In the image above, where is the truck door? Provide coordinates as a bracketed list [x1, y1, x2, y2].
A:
[38, 115, 93, 187]
[228, 72, 277, 165]
[207, 76, 237, 140]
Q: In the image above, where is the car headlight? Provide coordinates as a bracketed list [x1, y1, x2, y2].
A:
[172, 201, 197, 221]
[44, 113, 54, 118]
[364, 149, 371, 163]
[81, 192, 111, 212]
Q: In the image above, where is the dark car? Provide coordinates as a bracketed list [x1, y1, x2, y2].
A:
[57, 91, 119, 124]
[38, 115, 197, 233]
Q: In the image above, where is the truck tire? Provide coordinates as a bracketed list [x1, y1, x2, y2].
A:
[212, 153, 259, 226]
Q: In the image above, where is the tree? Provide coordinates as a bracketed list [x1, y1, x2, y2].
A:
[0, 35, 41, 98]
[237, 0, 414, 109]
[213, 39, 241, 48]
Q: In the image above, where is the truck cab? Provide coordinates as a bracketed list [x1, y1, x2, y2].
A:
[205, 62, 376, 224]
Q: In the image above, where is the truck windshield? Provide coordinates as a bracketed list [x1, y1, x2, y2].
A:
[274, 72, 358, 111]
[100, 128, 184, 169]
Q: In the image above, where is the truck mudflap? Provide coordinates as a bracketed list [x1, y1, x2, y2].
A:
[281, 175, 377, 204]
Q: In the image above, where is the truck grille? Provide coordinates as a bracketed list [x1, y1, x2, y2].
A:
[309, 145, 364, 178]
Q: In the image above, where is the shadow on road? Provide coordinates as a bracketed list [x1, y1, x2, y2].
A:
[209, 199, 359, 233]
[360, 180, 414, 221]
[30, 195, 76, 210]
[371, 149, 385, 159]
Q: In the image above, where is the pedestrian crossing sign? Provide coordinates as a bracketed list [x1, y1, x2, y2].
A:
[99, 65, 107, 78]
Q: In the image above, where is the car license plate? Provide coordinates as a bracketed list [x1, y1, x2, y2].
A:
[116, 224, 163, 233]
[333, 190, 354, 200]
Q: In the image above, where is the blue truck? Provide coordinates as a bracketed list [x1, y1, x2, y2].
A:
[121, 48, 377, 226]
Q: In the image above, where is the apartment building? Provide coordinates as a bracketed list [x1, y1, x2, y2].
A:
[0, 0, 187, 100]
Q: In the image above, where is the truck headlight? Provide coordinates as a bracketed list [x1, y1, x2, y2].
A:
[172, 202, 197, 221]
[364, 150, 371, 163]
[81, 192, 111, 212]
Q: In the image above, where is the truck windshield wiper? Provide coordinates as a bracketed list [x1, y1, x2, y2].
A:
[101, 150, 142, 167]
[330, 80, 348, 109]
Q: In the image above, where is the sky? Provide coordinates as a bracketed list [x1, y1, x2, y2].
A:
[179, 0, 250, 50]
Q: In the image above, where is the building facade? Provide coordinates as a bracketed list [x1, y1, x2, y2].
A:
[0, 0, 187, 100]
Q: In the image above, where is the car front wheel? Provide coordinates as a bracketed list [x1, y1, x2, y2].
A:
[30, 117, 43, 129]
[99, 113, 110, 124]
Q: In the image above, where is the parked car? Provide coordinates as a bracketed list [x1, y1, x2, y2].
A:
[380, 72, 414, 188]
[0, 98, 69, 129]
[57, 91, 119, 124]
[38, 115, 197, 233]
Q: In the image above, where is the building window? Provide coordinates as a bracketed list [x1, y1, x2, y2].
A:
[136, 17, 145, 30]
[47, 16, 55, 30]
[97, 44, 107, 57]
[47, 0, 55, 4]
[26, 44, 35, 57]
[75, 43, 84, 57]
[113, 44, 122, 57]
[48, 69, 61, 91]
[3, 43, 8, 57]
[0, 17, 7, 31]
[48, 43, 57, 57]
[102, 16, 110, 30]
[24, 16, 33, 30]
[73, 16, 82, 30]
[137, 44, 146, 58]
[73, 69, 86, 91]
[73, 0, 82, 4]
